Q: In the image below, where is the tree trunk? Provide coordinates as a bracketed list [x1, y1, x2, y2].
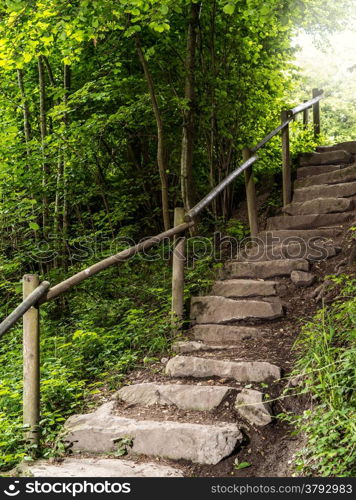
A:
[180, 2, 201, 212]
[135, 35, 170, 231]
[38, 56, 49, 233]
[17, 69, 31, 156]
[62, 64, 71, 268]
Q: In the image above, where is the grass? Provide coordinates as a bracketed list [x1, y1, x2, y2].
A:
[282, 275, 356, 477]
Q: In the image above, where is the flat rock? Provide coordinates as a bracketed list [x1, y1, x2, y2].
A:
[293, 181, 356, 202]
[117, 383, 233, 411]
[297, 164, 342, 179]
[235, 389, 272, 427]
[294, 163, 356, 189]
[64, 403, 242, 465]
[191, 325, 261, 344]
[266, 212, 353, 231]
[300, 150, 352, 166]
[224, 259, 309, 279]
[211, 279, 278, 297]
[172, 341, 231, 353]
[317, 141, 356, 155]
[290, 270, 315, 287]
[190, 296, 283, 324]
[258, 228, 341, 243]
[240, 241, 337, 262]
[26, 458, 183, 477]
[282, 197, 354, 216]
[166, 356, 281, 382]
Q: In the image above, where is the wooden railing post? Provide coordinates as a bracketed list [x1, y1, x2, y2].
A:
[312, 88, 321, 138]
[281, 109, 292, 207]
[243, 147, 258, 237]
[171, 207, 186, 324]
[303, 100, 309, 129]
[23, 274, 40, 451]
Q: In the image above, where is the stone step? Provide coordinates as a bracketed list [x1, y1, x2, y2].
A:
[64, 402, 242, 465]
[297, 164, 342, 179]
[239, 241, 338, 262]
[117, 383, 234, 411]
[316, 141, 356, 155]
[258, 228, 341, 244]
[282, 197, 354, 216]
[211, 279, 278, 298]
[294, 163, 356, 189]
[190, 296, 283, 324]
[191, 324, 261, 345]
[165, 356, 281, 383]
[224, 259, 309, 279]
[299, 150, 352, 167]
[266, 212, 353, 231]
[25, 458, 183, 477]
[172, 341, 234, 353]
[293, 181, 356, 202]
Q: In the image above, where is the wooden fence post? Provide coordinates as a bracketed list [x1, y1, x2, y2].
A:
[312, 88, 321, 138]
[243, 147, 258, 237]
[303, 100, 309, 129]
[281, 109, 292, 207]
[171, 208, 186, 324]
[23, 274, 40, 451]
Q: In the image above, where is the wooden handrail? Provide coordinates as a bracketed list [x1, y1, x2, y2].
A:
[0, 281, 50, 338]
[42, 221, 194, 303]
[0, 90, 325, 331]
[185, 155, 258, 221]
[291, 91, 323, 116]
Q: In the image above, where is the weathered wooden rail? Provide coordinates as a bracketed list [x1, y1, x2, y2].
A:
[0, 88, 323, 449]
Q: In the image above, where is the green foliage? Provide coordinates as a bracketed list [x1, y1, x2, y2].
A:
[281, 276, 356, 477]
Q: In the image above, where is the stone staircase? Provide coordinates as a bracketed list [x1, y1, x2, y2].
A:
[25, 141, 356, 477]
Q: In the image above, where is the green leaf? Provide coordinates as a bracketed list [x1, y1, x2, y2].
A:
[223, 3, 235, 15]
[29, 222, 40, 231]
[234, 461, 251, 470]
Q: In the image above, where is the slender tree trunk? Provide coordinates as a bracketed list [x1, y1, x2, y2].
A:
[17, 68, 41, 250]
[17, 69, 31, 156]
[38, 56, 49, 234]
[135, 35, 170, 231]
[62, 64, 71, 268]
[180, 1, 201, 211]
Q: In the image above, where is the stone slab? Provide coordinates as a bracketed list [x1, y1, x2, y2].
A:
[211, 279, 278, 298]
[297, 164, 341, 179]
[190, 296, 283, 324]
[293, 181, 356, 202]
[290, 270, 315, 287]
[235, 389, 272, 426]
[300, 150, 352, 166]
[282, 197, 353, 216]
[294, 163, 356, 189]
[64, 403, 242, 465]
[117, 383, 233, 411]
[26, 458, 183, 477]
[191, 325, 261, 345]
[224, 259, 309, 279]
[166, 356, 281, 383]
[316, 141, 356, 155]
[266, 212, 353, 231]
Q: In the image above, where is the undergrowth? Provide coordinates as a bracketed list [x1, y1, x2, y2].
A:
[283, 275, 356, 477]
[0, 244, 218, 471]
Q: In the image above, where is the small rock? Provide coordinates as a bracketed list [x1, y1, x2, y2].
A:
[234, 389, 272, 426]
[160, 358, 169, 364]
[290, 270, 315, 287]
